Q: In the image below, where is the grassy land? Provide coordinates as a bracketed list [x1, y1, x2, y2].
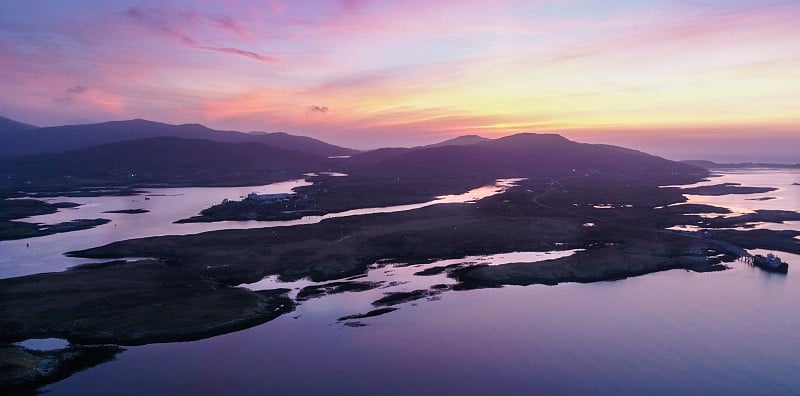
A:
[2, 171, 798, 391]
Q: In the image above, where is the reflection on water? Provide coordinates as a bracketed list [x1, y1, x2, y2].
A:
[679, 169, 799, 216]
[15, 338, 70, 351]
[47, 256, 800, 395]
[11, 170, 800, 395]
[0, 178, 525, 279]
[311, 178, 526, 219]
[239, 249, 581, 301]
[670, 169, 800, 233]
[0, 180, 309, 278]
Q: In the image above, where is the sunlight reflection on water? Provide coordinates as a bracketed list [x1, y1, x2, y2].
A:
[1, 178, 526, 278]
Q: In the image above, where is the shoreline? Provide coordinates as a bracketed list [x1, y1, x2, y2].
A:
[2, 169, 798, 392]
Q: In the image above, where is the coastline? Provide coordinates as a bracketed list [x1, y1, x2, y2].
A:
[2, 168, 798, 392]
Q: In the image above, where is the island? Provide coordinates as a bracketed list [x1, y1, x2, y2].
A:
[6, 172, 799, 350]
[176, 192, 323, 223]
[0, 198, 110, 241]
[2, 132, 799, 391]
[103, 209, 150, 214]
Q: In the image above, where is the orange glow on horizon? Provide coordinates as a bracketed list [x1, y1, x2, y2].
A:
[0, 0, 798, 158]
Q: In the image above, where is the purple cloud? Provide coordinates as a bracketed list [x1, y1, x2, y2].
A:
[66, 85, 86, 94]
[124, 6, 277, 63]
[308, 105, 330, 114]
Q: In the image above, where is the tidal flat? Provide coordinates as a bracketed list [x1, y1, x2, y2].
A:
[5, 174, 797, 343]
[1, 169, 798, 392]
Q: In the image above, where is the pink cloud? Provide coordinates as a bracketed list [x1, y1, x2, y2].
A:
[340, 0, 370, 12]
[124, 6, 278, 64]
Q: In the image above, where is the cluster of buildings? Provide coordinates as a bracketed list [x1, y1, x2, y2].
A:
[246, 192, 292, 203]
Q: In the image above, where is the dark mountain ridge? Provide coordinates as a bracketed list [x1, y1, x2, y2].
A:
[423, 134, 489, 148]
[0, 117, 356, 159]
[1, 129, 707, 193]
[0, 115, 37, 134]
[0, 137, 327, 188]
[346, 133, 704, 184]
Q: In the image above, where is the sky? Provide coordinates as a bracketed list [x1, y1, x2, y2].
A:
[0, 0, 798, 162]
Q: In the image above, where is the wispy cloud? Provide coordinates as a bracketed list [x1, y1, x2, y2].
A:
[124, 6, 277, 64]
[1, 0, 798, 155]
[203, 46, 277, 63]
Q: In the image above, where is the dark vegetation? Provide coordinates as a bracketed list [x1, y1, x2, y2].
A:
[0, 259, 293, 345]
[337, 307, 399, 321]
[0, 137, 328, 191]
[681, 183, 776, 196]
[0, 218, 110, 241]
[296, 281, 383, 301]
[0, 344, 122, 394]
[0, 199, 78, 220]
[372, 288, 449, 306]
[103, 209, 149, 214]
[0, 198, 109, 241]
[176, 194, 322, 223]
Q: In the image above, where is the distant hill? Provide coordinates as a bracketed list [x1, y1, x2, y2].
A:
[424, 135, 489, 148]
[246, 131, 358, 158]
[682, 160, 800, 169]
[0, 115, 37, 133]
[347, 133, 704, 184]
[0, 118, 357, 159]
[1, 127, 707, 192]
[0, 137, 328, 187]
[345, 135, 490, 169]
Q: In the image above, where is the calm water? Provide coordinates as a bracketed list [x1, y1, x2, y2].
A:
[9, 170, 800, 395]
[669, 169, 800, 233]
[0, 178, 522, 278]
[45, 257, 800, 396]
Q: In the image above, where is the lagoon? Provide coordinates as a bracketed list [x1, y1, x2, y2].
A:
[6, 169, 800, 395]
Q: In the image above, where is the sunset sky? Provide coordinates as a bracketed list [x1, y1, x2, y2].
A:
[1, 1, 798, 161]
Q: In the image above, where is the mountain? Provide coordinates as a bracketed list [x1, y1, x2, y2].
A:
[0, 118, 357, 159]
[424, 135, 489, 148]
[0, 137, 327, 187]
[246, 131, 358, 158]
[345, 135, 491, 169]
[347, 133, 704, 184]
[0, 115, 37, 133]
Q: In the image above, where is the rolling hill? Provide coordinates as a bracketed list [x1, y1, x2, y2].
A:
[0, 136, 328, 187]
[0, 117, 357, 159]
[345, 133, 704, 184]
[1, 128, 707, 193]
[0, 115, 37, 134]
[424, 134, 489, 148]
